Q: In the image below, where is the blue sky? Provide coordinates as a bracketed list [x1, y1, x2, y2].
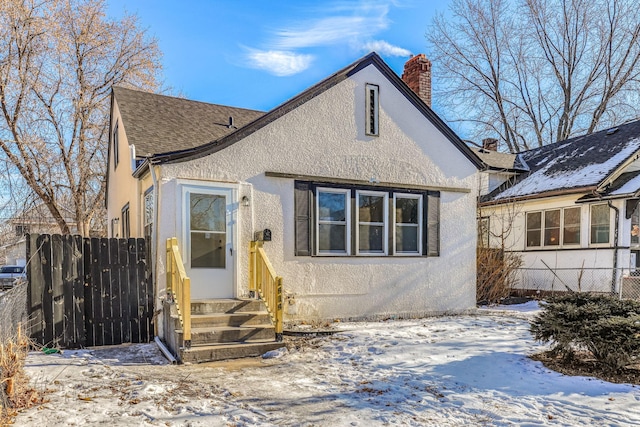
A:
[106, 0, 450, 112]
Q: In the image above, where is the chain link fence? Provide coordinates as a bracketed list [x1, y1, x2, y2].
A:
[0, 281, 28, 341]
[513, 267, 640, 300]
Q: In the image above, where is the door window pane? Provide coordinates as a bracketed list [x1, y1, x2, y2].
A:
[191, 232, 225, 268]
[190, 193, 226, 268]
[190, 194, 225, 231]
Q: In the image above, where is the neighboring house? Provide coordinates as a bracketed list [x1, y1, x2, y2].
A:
[106, 52, 482, 348]
[479, 119, 640, 296]
[0, 203, 78, 266]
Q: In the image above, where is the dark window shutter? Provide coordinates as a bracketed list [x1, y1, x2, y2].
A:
[294, 181, 312, 256]
[426, 191, 440, 257]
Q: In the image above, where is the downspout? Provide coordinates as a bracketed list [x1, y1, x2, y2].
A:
[608, 201, 619, 294]
[149, 162, 161, 333]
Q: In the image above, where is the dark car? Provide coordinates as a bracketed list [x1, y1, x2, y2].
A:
[0, 265, 25, 289]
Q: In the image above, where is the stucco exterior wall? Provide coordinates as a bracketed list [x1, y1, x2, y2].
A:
[153, 63, 478, 326]
[106, 99, 146, 238]
[481, 195, 628, 293]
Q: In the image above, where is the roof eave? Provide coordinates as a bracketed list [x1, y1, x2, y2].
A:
[596, 148, 640, 193]
[148, 52, 484, 170]
[480, 185, 598, 207]
[483, 166, 526, 173]
[362, 54, 483, 170]
[132, 158, 151, 179]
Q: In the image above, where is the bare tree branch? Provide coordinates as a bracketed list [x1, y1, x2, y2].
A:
[0, 0, 162, 235]
[428, 0, 640, 152]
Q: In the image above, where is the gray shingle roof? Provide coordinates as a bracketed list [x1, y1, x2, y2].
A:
[484, 119, 640, 203]
[112, 86, 265, 157]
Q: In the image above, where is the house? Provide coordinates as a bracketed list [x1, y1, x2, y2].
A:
[0, 203, 78, 266]
[479, 119, 640, 298]
[106, 53, 482, 361]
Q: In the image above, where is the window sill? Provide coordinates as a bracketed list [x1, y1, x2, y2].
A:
[306, 254, 429, 258]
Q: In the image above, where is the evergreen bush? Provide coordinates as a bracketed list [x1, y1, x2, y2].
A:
[530, 294, 640, 371]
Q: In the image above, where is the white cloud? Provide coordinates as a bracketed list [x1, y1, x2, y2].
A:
[360, 40, 411, 57]
[270, 2, 391, 50]
[243, 1, 408, 76]
[245, 49, 314, 76]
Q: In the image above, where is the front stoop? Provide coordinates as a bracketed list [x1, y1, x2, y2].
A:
[170, 299, 283, 363]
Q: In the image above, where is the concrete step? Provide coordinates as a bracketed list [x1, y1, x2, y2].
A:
[190, 311, 273, 327]
[191, 298, 267, 315]
[180, 341, 284, 364]
[178, 325, 276, 346]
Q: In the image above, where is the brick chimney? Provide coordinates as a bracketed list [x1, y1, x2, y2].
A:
[401, 54, 432, 108]
[482, 138, 498, 151]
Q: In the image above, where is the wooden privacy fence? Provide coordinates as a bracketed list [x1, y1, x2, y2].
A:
[26, 234, 154, 348]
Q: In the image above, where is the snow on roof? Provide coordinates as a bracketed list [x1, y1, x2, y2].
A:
[605, 170, 640, 196]
[488, 120, 640, 201]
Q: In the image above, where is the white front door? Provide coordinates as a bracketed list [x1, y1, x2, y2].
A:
[183, 186, 235, 299]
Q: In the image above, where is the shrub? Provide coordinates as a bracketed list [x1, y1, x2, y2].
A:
[530, 294, 640, 371]
[477, 248, 522, 304]
[1, 325, 40, 425]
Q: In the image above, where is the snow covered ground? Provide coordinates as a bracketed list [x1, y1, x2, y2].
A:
[16, 303, 640, 426]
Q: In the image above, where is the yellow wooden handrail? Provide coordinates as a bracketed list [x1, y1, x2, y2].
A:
[166, 237, 192, 348]
[249, 241, 283, 340]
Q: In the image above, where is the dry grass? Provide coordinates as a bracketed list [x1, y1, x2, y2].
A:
[1, 325, 41, 426]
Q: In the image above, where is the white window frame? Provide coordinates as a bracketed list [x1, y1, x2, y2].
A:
[121, 203, 130, 238]
[561, 206, 581, 247]
[356, 190, 388, 256]
[543, 208, 561, 247]
[365, 83, 379, 136]
[316, 187, 351, 256]
[590, 203, 611, 246]
[526, 211, 542, 248]
[526, 207, 582, 248]
[393, 193, 423, 255]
